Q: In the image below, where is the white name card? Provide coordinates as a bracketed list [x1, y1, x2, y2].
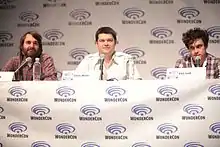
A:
[0, 72, 14, 81]
[166, 67, 206, 80]
[61, 70, 98, 80]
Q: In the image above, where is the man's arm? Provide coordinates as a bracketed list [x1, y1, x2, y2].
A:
[215, 58, 220, 79]
[75, 56, 90, 73]
[41, 56, 57, 81]
[175, 59, 183, 68]
[1, 57, 18, 71]
[126, 57, 142, 80]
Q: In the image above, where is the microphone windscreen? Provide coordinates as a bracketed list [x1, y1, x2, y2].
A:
[195, 56, 201, 67]
[26, 57, 32, 62]
[195, 56, 201, 61]
[100, 54, 105, 59]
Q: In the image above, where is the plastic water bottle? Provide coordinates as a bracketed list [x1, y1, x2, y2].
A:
[126, 57, 135, 80]
[33, 58, 41, 81]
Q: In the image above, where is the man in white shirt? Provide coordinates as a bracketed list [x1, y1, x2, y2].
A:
[75, 27, 142, 80]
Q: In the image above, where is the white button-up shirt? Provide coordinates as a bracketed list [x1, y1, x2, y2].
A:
[75, 52, 142, 80]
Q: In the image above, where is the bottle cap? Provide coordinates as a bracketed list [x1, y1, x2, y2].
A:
[35, 58, 40, 62]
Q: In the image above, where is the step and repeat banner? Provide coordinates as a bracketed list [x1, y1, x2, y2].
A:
[0, 80, 220, 146]
[0, 0, 220, 80]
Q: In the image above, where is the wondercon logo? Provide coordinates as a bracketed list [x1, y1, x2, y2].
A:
[106, 123, 126, 135]
[157, 123, 178, 135]
[131, 104, 152, 116]
[19, 11, 39, 22]
[8, 86, 27, 97]
[69, 9, 91, 21]
[157, 85, 177, 96]
[31, 141, 51, 147]
[47, 0, 61, 2]
[151, 67, 167, 79]
[178, 7, 200, 19]
[123, 47, 145, 59]
[43, 29, 64, 41]
[0, 0, 15, 4]
[151, 27, 172, 39]
[56, 86, 75, 97]
[123, 7, 145, 19]
[56, 123, 75, 134]
[8, 122, 27, 133]
[0, 31, 13, 42]
[208, 84, 220, 95]
[0, 107, 4, 113]
[207, 26, 220, 39]
[31, 104, 50, 116]
[209, 122, 220, 134]
[132, 142, 151, 147]
[183, 104, 203, 115]
[106, 86, 126, 97]
[80, 105, 100, 116]
[179, 47, 190, 57]
[81, 142, 100, 147]
[69, 48, 90, 61]
[184, 142, 204, 147]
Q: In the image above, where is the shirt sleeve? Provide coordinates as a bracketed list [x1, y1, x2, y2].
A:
[1, 57, 17, 71]
[41, 56, 57, 81]
[133, 64, 142, 80]
[75, 56, 90, 73]
[175, 59, 183, 68]
[216, 58, 220, 79]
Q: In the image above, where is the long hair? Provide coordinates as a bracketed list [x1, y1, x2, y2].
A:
[16, 31, 43, 80]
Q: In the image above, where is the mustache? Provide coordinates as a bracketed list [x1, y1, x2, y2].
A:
[27, 47, 35, 50]
[21, 47, 42, 57]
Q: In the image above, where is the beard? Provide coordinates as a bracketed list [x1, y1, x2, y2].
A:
[21, 47, 41, 59]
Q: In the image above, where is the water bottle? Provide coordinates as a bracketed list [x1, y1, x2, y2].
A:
[33, 58, 41, 81]
[126, 57, 135, 80]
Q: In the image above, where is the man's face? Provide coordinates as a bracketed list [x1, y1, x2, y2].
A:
[22, 34, 40, 58]
[189, 38, 207, 62]
[96, 33, 116, 56]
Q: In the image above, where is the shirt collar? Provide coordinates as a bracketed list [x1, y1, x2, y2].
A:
[94, 51, 119, 66]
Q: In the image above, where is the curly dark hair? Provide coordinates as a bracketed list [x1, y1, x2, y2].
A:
[182, 27, 209, 49]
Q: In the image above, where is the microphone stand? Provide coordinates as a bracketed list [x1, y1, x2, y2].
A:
[99, 59, 104, 80]
[13, 57, 32, 81]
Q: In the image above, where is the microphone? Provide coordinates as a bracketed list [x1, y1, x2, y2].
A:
[99, 54, 105, 80]
[14, 57, 32, 73]
[27, 59, 32, 68]
[195, 56, 201, 67]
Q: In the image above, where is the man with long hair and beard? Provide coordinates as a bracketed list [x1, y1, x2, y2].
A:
[2, 31, 57, 81]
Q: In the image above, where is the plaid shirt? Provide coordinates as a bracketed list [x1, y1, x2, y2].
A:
[2, 53, 57, 81]
[175, 53, 220, 79]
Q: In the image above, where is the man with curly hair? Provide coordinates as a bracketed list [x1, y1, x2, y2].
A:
[175, 27, 220, 79]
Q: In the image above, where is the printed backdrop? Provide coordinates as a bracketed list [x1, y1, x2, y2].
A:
[0, 80, 220, 146]
[0, 0, 220, 80]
